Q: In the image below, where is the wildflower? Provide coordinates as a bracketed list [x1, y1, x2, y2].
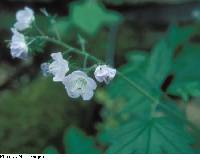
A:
[10, 28, 28, 59]
[62, 71, 97, 100]
[94, 65, 116, 84]
[49, 52, 69, 82]
[14, 7, 35, 31]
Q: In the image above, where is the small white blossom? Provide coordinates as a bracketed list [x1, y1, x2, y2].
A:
[62, 71, 97, 101]
[10, 28, 28, 59]
[94, 65, 116, 84]
[14, 7, 35, 31]
[49, 52, 69, 82]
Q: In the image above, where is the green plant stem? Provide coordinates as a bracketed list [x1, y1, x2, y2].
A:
[117, 71, 156, 102]
[53, 24, 61, 41]
[81, 44, 88, 69]
[27, 38, 37, 46]
[83, 54, 88, 68]
[37, 36, 101, 63]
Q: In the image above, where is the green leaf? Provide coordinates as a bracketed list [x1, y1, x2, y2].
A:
[64, 127, 101, 154]
[69, 0, 122, 35]
[125, 50, 149, 72]
[105, 49, 183, 118]
[166, 25, 196, 52]
[145, 25, 195, 88]
[168, 43, 200, 101]
[97, 26, 196, 153]
[106, 117, 194, 153]
[146, 40, 173, 87]
[43, 146, 59, 154]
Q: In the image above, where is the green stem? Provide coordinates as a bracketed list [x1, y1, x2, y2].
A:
[53, 24, 61, 41]
[117, 71, 156, 102]
[83, 54, 88, 68]
[27, 38, 37, 46]
[81, 43, 88, 69]
[37, 36, 101, 63]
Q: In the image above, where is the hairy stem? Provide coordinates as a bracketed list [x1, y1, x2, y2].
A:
[38, 36, 100, 63]
[81, 43, 88, 69]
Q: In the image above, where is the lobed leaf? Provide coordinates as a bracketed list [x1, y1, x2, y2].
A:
[106, 117, 194, 154]
[168, 43, 200, 101]
[69, 0, 122, 35]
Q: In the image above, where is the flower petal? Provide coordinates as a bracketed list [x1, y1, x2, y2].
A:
[82, 90, 94, 101]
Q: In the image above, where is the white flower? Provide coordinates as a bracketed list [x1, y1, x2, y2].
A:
[62, 71, 97, 101]
[14, 7, 35, 31]
[10, 28, 28, 59]
[49, 52, 69, 82]
[94, 65, 116, 84]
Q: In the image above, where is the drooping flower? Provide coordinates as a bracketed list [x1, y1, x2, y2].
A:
[62, 71, 97, 101]
[14, 7, 35, 31]
[49, 52, 69, 82]
[94, 65, 116, 84]
[10, 28, 28, 59]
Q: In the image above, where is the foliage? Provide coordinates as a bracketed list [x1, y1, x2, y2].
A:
[69, 0, 122, 35]
[97, 25, 198, 153]
[49, 0, 122, 37]
[167, 43, 200, 101]
[43, 146, 59, 154]
[44, 126, 101, 154]
[0, 77, 67, 153]
[106, 117, 194, 153]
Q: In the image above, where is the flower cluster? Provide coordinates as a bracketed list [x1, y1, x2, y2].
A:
[10, 7, 35, 59]
[41, 52, 116, 100]
[9, 7, 117, 101]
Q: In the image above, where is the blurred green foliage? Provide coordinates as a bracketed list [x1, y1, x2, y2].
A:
[44, 126, 101, 154]
[105, 117, 194, 153]
[96, 25, 199, 153]
[69, 0, 122, 35]
[47, 0, 122, 38]
[168, 43, 200, 101]
[0, 77, 67, 153]
[43, 146, 59, 154]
